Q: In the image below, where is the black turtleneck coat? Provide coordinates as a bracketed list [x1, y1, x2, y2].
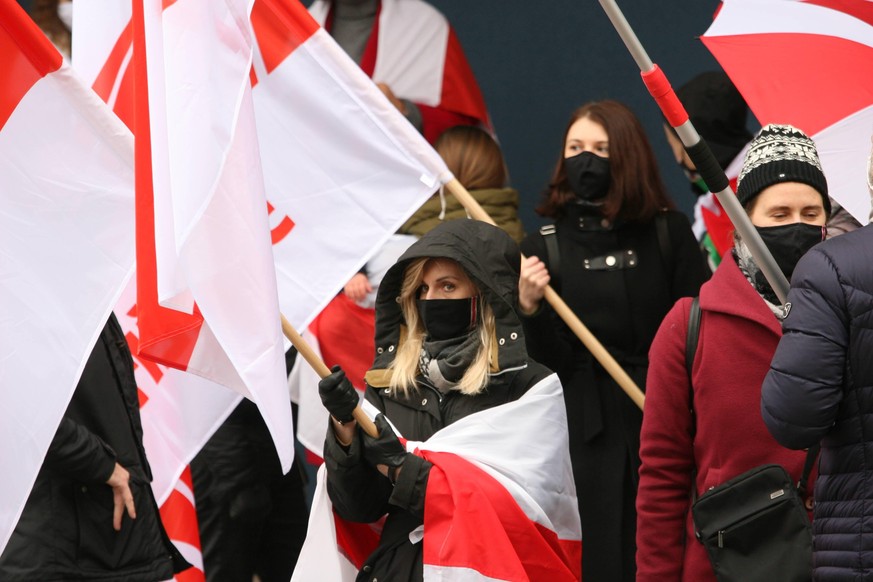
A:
[520, 205, 708, 582]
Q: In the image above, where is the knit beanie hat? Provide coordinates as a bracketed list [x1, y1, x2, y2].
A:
[675, 71, 752, 169]
[736, 124, 830, 215]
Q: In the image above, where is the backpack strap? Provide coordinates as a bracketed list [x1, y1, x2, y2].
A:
[685, 296, 701, 382]
[539, 224, 561, 293]
[686, 296, 702, 501]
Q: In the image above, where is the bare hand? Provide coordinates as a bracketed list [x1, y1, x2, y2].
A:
[376, 82, 407, 115]
[343, 273, 373, 303]
[106, 462, 136, 531]
[519, 256, 550, 315]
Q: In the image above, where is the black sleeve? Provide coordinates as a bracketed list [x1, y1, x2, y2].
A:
[44, 417, 117, 484]
[388, 454, 432, 519]
[667, 211, 710, 300]
[324, 423, 395, 523]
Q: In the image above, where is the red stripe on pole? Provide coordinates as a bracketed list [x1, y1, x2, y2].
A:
[0, 0, 62, 130]
[640, 64, 688, 128]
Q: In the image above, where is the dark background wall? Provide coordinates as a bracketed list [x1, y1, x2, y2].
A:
[426, 1, 725, 231]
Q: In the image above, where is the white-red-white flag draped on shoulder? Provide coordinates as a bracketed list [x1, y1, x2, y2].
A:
[130, 0, 294, 471]
[308, 0, 491, 143]
[292, 375, 584, 581]
[0, 0, 135, 554]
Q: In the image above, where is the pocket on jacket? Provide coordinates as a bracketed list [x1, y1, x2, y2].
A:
[74, 477, 162, 570]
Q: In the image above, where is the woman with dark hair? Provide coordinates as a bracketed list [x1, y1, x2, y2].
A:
[518, 100, 709, 581]
[399, 125, 525, 243]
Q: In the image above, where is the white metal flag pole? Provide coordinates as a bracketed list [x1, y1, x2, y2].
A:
[598, 0, 790, 304]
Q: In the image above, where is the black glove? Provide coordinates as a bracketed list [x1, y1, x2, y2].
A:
[317, 365, 358, 423]
[362, 414, 408, 472]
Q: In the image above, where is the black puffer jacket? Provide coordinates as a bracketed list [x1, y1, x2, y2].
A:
[0, 314, 188, 581]
[324, 220, 552, 582]
[761, 224, 873, 580]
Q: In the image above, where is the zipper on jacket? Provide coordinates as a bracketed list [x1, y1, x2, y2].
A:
[718, 530, 724, 548]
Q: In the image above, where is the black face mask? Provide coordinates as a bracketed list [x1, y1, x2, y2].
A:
[417, 297, 478, 341]
[756, 222, 826, 282]
[565, 151, 611, 201]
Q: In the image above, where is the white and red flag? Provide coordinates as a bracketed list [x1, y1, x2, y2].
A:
[292, 375, 583, 581]
[0, 0, 135, 554]
[130, 0, 295, 471]
[74, 0, 450, 463]
[309, 0, 491, 143]
[703, 0, 873, 223]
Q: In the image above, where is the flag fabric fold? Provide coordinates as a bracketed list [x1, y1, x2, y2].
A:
[0, 0, 135, 554]
[292, 374, 583, 581]
[249, 0, 451, 330]
[131, 0, 294, 471]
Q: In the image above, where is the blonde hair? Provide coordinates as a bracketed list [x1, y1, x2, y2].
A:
[389, 257, 496, 396]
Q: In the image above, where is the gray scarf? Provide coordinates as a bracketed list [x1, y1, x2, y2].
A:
[418, 330, 481, 393]
[733, 239, 789, 321]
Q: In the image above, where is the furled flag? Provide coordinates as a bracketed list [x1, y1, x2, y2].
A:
[0, 0, 135, 554]
[308, 0, 491, 143]
[130, 0, 295, 471]
[291, 375, 583, 581]
[74, 0, 450, 342]
[72, 0, 453, 551]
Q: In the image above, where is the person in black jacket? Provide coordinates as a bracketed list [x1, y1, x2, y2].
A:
[0, 313, 189, 581]
[517, 100, 709, 582]
[317, 219, 556, 581]
[761, 223, 873, 576]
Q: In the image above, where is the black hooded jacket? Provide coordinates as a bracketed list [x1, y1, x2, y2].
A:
[323, 220, 552, 582]
[0, 314, 188, 581]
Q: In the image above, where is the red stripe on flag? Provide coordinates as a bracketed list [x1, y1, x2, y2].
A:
[802, 0, 873, 26]
[420, 450, 582, 581]
[250, 0, 319, 74]
[0, 0, 63, 129]
[92, 22, 132, 104]
[158, 467, 205, 582]
[132, 0, 203, 371]
[333, 510, 382, 570]
[438, 27, 489, 125]
[703, 32, 873, 135]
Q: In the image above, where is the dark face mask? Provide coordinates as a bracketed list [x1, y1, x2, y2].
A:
[756, 222, 826, 282]
[417, 297, 478, 341]
[564, 151, 611, 201]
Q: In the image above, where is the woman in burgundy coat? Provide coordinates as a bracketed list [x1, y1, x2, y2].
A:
[635, 125, 831, 581]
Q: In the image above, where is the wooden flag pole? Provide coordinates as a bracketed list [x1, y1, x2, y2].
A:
[443, 178, 645, 410]
[280, 314, 379, 438]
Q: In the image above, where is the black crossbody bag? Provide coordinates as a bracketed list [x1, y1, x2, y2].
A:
[685, 297, 818, 582]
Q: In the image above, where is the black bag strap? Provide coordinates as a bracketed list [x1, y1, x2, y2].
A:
[686, 297, 701, 502]
[539, 224, 561, 293]
[685, 296, 701, 383]
[797, 444, 820, 500]
[685, 295, 820, 501]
